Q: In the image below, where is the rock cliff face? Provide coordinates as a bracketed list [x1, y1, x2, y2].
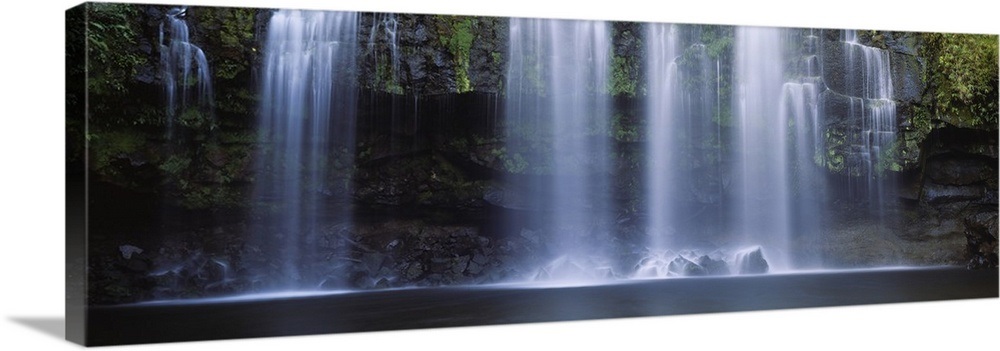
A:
[357, 14, 508, 95]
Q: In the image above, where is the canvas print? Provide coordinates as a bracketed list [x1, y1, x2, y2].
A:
[66, 2, 998, 346]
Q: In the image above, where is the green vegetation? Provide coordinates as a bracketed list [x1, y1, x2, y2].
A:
[86, 3, 146, 96]
[920, 33, 999, 128]
[609, 55, 638, 96]
[197, 6, 257, 80]
[823, 128, 846, 173]
[610, 113, 641, 142]
[159, 154, 192, 176]
[436, 16, 477, 93]
[876, 140, 904, 174]
[486, 145, 528, 174]
[196, 7, 260, 117]
[373, 54, 405, 94]
[700, 25, 735, 127]
[90, 130, 146, 177]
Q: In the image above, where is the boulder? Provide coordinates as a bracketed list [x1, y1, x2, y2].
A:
[697, 255, 730, 276]
[735, 247, 769, 275]
[667, 256, 707, 277]
[965, 212, 999, 269]
[403, 262, 424, 280]
[119, 245, 144, 259]
[360, 252, 388, 276]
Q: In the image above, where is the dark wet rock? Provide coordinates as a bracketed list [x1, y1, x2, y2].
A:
[697, 255, 730, 276]
[468, 17, 507, 93]
[903, 216, 965, 240]
[349, 271, 373, 289]
[404, 262, 425, 280]
[374, 278, 392, 289]
[735, 247, 769, 275]
[667, 256, 706, 277]
[472, 251, 490, 265]
[453, 255, 471, 274]
[360, 252, 388, 275]
[123, 257, 151, 273]
[965, 212, 999, 269]
[890, 51, 922, 104]
[466, 261, 483, 275]
[922, 184, 985, 205]
[821, 39, 852, 97]
[429, 257, 451, 273]
[922, 127, 999, 160]
[926, 156, 993, 186]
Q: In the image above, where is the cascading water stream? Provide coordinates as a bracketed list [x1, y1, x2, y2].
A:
[159, 6, 213, 138]
[841, 30, 897, 211]
[732, 26, 792, 270]
[640, 25, 728, 277]
[253, 10, 359, 290]
[369, 13, 401, 92]
[506, 18, 613, 281]
[645, 23, 681, 253]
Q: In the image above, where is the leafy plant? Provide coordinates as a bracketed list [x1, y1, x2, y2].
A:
[608, 55, 637, 97]
[85, 3, 146, 96]
[920, 33, 999, 128]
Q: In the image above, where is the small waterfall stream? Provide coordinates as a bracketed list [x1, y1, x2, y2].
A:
[841, 30, 898, 210]
[159, 6, 214, 138]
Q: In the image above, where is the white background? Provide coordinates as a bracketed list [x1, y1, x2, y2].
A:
[1, 0, 997, 350]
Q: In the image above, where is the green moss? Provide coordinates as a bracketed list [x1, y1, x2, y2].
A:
[436, 16, 477, 93]
[89, 130, 145, 176]
[178, 108, 206, 128]
[216, 88, 257, 115]
[374, 53, 405, 94]
[159, 155, 191, 176]
[197, 7, 258, 81]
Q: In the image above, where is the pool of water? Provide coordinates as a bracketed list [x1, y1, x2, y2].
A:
[87, 267, 998, 346]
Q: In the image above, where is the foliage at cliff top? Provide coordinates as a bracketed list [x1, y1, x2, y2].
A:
[85, 3, 146, 97]
[921, 33, 999, 129]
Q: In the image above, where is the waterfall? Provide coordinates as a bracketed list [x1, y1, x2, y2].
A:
[368, 13, 402, 93]
[732, 27, 792, 270]
[365, 13, 411, 154]
[253, 10, 359, 290]
[159, 6, 213, 138]
[643, 25, 720, 263]
[506, 18, 613, 281]
[645, 23, 681, 252]
[841, 30, 897, 209]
